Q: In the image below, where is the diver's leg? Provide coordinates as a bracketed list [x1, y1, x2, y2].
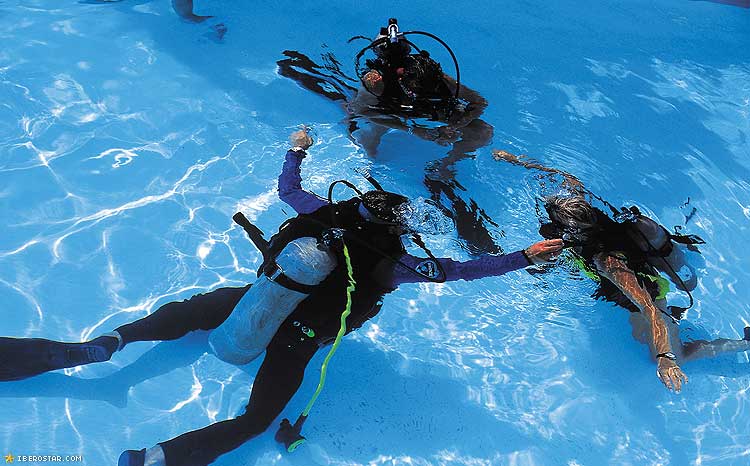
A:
[681, 328, 750, 362]
[0, 336, 120, 382]
[120, 337, 317, 466]
[654, 297, 750, 362]
[171, 0, 213, 23]
[423, 165, 501, 254]
[446, 118, 494, 159]
[115, 285, 251, 346]
[348, 117, 389, 157]
[276, 50, 353, 102]
[0, 286, 249, 382]
[421, 119, 499, 254]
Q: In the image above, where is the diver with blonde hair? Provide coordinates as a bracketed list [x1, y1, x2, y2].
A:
[494, 149, 750, 393]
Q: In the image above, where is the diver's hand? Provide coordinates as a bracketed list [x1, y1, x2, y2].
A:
[363, 70, 385, 96]
[524, 239, 564, 265]
[289, 128, 313, 151]
[657, 357, 688, 393]
[425, 126, 460, 146]
[436, 126, 460, 144]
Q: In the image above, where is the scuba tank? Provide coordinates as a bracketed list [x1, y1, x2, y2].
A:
[209, 236, 337, 365]
[619, 207, 700, 293]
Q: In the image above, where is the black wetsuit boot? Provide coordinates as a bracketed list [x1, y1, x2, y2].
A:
[118, 449, 146, 466]
[0, 335, 119, 381]
[117, 448, 146, 466]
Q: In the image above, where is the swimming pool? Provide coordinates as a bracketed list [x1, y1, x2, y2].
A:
[1, 0, 749, 465]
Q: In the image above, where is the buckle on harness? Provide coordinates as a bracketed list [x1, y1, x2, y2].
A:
[263, 261, 318, 295]
[266, 262, 284, 282]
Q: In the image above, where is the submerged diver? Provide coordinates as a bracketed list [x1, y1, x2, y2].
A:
[0, 129, 562, 466]
[493, 149, 750, 392]
[82, 0, 227, 40]
[279, 18, 491, 154]
[278, 18, 499, 255]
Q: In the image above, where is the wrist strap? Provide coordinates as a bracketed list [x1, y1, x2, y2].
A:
[656, 352, 675, 360]
[521, 249, 533, 266]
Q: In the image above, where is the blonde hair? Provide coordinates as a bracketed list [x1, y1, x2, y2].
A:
[545, 195, 596, 227]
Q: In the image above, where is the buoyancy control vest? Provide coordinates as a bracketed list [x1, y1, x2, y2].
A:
[366, 52, 456, 119]
[541, 207, 702, 318]
[267, 198, 406, 344]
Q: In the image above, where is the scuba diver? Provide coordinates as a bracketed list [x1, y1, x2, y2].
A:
[277, 18, 500, 255]
[81, 0, 227, 41]
[493, 149, 750, 393]
[279, 18, 491, 154]
[0, 129, 562, 466]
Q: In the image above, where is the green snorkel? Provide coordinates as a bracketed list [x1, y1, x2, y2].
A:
[275, 241, 356, 452]
[274, 178, 448, 453]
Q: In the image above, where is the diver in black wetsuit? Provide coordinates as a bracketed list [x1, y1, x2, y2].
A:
[279, 19, 491, 154]
[278, 19, 499, 255]
[493, 149, 750, 393]
[0, 129, 562, 466]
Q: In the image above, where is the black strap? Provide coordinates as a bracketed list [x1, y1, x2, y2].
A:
[263, 261, 317, 295]
[670, 233, 705, 245]
[667, 305, 687, 321]
[233, 212, 270, 263]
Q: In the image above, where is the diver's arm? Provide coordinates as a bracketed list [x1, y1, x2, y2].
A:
[593, 253, 688, 392]
[278, 131, 329, 215]
[492, 150, 586, 193]
[444, 75, 487, 128]
[383, 239, 562, 285]
[387, 251, 528, 285]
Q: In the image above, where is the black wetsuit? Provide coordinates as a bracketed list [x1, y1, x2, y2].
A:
[115, 200, 403, 466]
[366, 51, 455, 119]
[541, 208, 666, 313]
[109, 148, 531, 466]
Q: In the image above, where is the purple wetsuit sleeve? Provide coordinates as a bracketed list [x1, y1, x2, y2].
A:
[384, 250, 531, 287]
[278, 150, 329, 214]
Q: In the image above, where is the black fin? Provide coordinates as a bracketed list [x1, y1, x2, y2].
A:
[0, 336, 117, 381]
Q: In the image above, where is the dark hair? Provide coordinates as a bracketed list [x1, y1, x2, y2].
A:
[374, 39, 411, 60]
[361, 190, 409, 224]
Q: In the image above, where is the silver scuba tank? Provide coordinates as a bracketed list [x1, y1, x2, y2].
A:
[209, 237, 337, 365]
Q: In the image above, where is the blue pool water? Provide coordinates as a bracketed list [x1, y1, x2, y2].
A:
[1, 1, 749, 465]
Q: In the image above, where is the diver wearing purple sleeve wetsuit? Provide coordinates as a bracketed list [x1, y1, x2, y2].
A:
[0, 130, 562, 466]
[277, 145, 532, 287]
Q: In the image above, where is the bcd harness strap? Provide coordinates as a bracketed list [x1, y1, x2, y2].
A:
[575, 195, 704, 322]
[232, 212, 317, 295]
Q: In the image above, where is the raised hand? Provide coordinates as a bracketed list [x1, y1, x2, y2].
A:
[289, 127, 314, 150]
